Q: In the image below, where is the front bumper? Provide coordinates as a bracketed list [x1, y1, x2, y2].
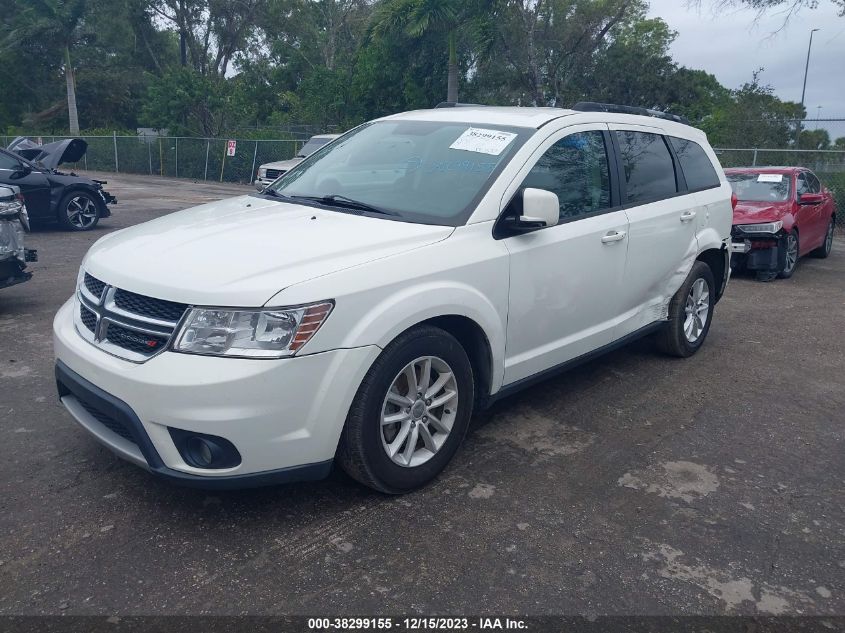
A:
[53, 297, 381, 487]
[0, 219, 33, 289]
[730, 230, 786, 272]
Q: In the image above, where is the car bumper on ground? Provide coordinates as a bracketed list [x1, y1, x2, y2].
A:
[52, 297, 381, 488]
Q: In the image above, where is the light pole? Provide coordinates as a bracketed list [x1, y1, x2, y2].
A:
[800, 28, 820, 112]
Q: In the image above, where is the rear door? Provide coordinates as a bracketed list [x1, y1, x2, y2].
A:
[795, 172, 822, 253]
[501, 125, 629, 385]
[610, 126, 699, 338]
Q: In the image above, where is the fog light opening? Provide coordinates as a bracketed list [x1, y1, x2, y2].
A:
[168, 428, 242, 470]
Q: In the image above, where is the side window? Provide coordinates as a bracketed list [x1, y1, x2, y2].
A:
[0, 151, 22, 170]
[796, 173, 809, 198]
[668, 137, 720, 191]
[615, 131, 677, 204]
[521, 131, 611, 221]
[807, 172, 821, 193]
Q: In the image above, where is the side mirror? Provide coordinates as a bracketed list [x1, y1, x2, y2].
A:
[254, 181, 266, 192]
[799, 193, 823, 205]
[517, 188, 559, 230]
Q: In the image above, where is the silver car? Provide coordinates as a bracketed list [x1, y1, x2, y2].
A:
[0, 184, 36, 289]
[254, 134, 341, 190]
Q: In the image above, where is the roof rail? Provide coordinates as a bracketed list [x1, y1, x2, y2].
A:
[434, 102, 485, 109]
[572, 102, 691, 126]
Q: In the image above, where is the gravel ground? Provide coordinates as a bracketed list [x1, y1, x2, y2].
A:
[0, 172, 843, 616]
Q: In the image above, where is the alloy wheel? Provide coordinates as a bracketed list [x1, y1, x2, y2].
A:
[66, 195, 98, 229]
[380, 356, 459, 468]
[825, 222, 834, 254]
[683, 278, 710, 344]
[784, 232, 799, 273]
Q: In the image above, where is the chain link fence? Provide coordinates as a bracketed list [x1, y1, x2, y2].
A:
[0, 134, 308, 185]
[714, 147, 845, 224]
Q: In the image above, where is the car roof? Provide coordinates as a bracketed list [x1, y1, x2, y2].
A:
[382, 106, 576, 128]
[724, 167, 805, 175]
[380, 106, 706, 141]
[310, 134, 340, 140]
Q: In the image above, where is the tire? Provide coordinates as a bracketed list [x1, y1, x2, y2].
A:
[57, 190, 101, 231]
[777, 231, 799, 279]
[337, 325, 474, 494]
[656, 261, 716, 358]
[810, 218, 834, 259]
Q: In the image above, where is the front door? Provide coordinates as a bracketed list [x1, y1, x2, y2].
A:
[0, 150, 51, 218]
[501, 126, 629, 385]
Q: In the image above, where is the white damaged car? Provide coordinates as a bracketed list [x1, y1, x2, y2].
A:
[54, 103, 732, 493]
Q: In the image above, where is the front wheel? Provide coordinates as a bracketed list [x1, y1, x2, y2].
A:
[338, 325, 474, 494]
[777, 231, 799, 279]
[57, 191, 101, 231]
[656, 261, 715, 358]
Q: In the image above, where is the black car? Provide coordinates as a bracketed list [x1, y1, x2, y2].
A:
[0, 137, 116, 231]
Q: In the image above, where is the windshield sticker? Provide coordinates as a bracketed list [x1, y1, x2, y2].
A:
[757, 174, 784, 183]
[449, 128, 517, 156]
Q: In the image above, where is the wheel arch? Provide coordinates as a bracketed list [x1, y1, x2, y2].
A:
[696, 246, 729, 303]
[52, 184, 104, 218]
[421, 314, 494, 411]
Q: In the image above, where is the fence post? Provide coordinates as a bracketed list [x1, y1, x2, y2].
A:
[148, 139, 152, 175]
[113, 131, 119, 173]
[175, 137, 179, 178]
[752, 149, 758, 167]
[251, 141, 259, 183]
[204, 141, 210, 181]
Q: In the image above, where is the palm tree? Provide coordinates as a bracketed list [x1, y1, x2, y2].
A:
[372, 0, 468, 103]
[4, 0, 89, 134]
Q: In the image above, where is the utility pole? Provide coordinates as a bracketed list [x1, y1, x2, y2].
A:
[800, 29, 819, 111]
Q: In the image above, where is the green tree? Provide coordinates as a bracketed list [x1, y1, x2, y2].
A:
[372, 0, 483, 102]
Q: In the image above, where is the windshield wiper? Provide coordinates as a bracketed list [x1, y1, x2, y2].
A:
[292, 194, 399, 216]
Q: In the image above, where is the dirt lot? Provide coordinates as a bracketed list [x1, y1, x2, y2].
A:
[0, 172, 843, 616]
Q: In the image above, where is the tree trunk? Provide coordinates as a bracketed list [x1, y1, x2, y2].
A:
[447, 30, 458, 103]
[64, 46, 80, 135]
[180, 30, 187, 66]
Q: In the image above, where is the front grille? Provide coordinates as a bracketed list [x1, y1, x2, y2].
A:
[114, 289, 187, 323]
[77, 271, 186, 362]
[77, 399, 136, 445]
[84, 273, 106, 299]
[104, 323, 168, 356]
[80, 305, 97, 333]
[265, 169, 284, 179]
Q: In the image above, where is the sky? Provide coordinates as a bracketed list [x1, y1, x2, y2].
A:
[646, 0, 845, 139]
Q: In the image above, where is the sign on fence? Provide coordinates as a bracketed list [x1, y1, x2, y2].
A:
[226, 140, 237, 157]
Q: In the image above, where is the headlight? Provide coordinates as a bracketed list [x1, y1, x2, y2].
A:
[0, 200, 22, 217]
[737, 221, 783, 234]
[173, 301, 333, 358]
[257, 168, 267, 179]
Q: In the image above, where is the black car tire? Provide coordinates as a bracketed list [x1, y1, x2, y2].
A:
[777, 231, 799, 279]
[656, 261, 716, 358]
[337, 325, 474, 494]
[810, 218, 834, 259]
[57, 190, 101, 231]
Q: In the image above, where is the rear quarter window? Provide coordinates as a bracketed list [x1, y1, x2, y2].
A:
[668, 137, 720, 191]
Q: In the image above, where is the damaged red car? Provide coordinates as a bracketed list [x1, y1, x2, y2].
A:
[726, 167, 837, 281]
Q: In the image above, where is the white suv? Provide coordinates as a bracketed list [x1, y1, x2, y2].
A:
[53, 103, 732, 493]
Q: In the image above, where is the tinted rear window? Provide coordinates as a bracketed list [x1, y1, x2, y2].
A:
[615, 131, 677, 205]
[669, 137, 720, 191]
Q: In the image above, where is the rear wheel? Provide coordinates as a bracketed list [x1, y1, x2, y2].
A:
[656, 261, 715, 358]
[811, 218, 834, 259]
[57, 190, 101, 231]
[338, 325, 474, 494]
[777, 231, 799, 278]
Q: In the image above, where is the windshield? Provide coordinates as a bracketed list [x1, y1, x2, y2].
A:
[727, 172, 791, 202]
[297, 137, 335, 158]
[268, 120, 532, 225]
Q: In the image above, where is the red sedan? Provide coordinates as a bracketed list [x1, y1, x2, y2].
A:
[725, 167, 837, 281]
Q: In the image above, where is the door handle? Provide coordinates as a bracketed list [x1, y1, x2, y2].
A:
[680, 210, 697, 222]
[601, 230, 627, 244]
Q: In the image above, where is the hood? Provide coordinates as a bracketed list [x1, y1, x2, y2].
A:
[733, 200, 792, 225]
[83, 195, 453, 306]
[8, 137, 87, 170]
[262, 157, 304, 172]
